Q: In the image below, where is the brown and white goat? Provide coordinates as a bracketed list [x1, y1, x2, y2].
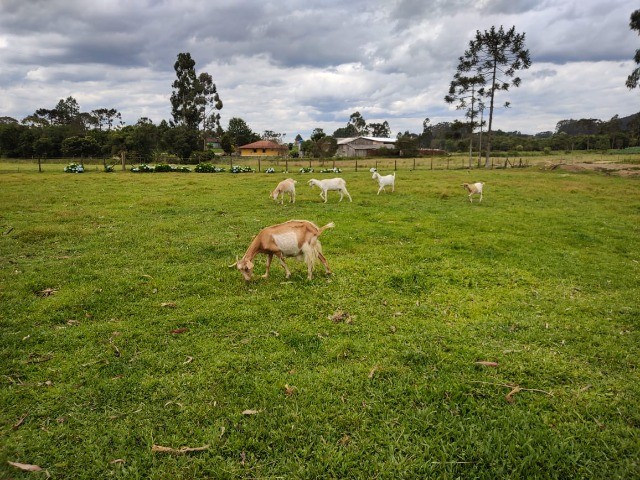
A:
[271, 178, 297, 204]
[230, 220, 335, 281]
[462, 182, 484, 203]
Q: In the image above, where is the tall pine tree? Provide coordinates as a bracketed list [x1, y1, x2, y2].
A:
[446, 26, 530, 167]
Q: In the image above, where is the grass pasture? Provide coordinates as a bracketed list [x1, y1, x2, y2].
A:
[1, 164, 639, 478]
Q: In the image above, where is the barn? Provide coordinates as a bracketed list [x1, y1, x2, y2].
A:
[335, 137, 396, 157]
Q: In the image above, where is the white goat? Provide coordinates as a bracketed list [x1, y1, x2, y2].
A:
[271, 178, 296, 204]
[308, 178, 352, 203]
[462, 182, 484, 203]
[230, 220, 335, 281]
[370, 168, 395, 195]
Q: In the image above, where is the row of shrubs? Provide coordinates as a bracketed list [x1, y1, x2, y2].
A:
[64, 163, 257, 173]
[64, 163, 344, 174]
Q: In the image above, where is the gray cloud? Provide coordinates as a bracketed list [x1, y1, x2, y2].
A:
[0, 0, 637, 139]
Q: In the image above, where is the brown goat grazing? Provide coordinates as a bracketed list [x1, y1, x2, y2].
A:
[230, 220, 335, 281]
[271, 178, 297, 204]
[462, 182, 484, 203]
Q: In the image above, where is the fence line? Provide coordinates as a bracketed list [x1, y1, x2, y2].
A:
[13, 153, 625, 174]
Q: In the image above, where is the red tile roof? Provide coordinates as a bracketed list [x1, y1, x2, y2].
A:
[238, 140, 287, 149]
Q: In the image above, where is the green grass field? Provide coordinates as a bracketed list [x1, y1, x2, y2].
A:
[1, 163, 639, 478]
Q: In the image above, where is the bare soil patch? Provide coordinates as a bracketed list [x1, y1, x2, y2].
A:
[543, 161, 640, 177]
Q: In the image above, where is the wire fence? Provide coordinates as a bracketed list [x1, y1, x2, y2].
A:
[1, 151, 636, 174]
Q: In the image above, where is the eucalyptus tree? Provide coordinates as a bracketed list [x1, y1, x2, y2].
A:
[627, 9, 640, 90]
[419, 118, 433, 148]
[170, 53, 223, 132]
[448, 25, 530, 167]
[332, 124, 358, 138]
[368, 121, 391, 138]
[348, 111, 369, 136]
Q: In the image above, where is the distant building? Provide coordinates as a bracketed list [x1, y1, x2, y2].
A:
[205, 137, 221, 149]
[336, 137, 396, 157]
[238, 140, 288, 157]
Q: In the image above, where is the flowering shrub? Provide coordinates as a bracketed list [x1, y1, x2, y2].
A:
[130, 164, 190, 173]
[320, 167, 342, 173]
[265, 167, 275, 173]
[104, 164, 114, 173]
[64, 163, 84, 173]
[195, 163, 226, 173]
[299, 167, 314, 173]
[230, 165, 255, 173]
[131, 164, 154, 173]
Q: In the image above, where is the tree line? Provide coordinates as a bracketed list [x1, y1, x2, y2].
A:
[1, 100, 637, 163]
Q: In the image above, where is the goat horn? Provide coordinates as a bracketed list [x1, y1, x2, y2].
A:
[228, 255, 239, 268]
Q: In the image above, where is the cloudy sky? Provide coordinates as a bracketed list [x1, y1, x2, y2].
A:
[0, 0, 638, 140]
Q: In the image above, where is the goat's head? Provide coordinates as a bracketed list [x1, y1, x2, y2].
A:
[230, 257, 254, 281]
[270, 189, 279, 201]
[307, 179, 318, 188]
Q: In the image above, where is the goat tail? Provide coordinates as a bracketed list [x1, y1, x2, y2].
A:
[318, 222, 335, 235]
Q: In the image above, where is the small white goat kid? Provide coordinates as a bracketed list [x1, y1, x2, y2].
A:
[230, 220, 335, 281]
[271, 178, 296, 204]
[370, 168, 395, 195]
[308, 178, 352, 203]
[462, 182, 484, 203]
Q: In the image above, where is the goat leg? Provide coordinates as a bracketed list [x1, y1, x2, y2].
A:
[276, 253, 292, 278]
[262, 253, 273, 278]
